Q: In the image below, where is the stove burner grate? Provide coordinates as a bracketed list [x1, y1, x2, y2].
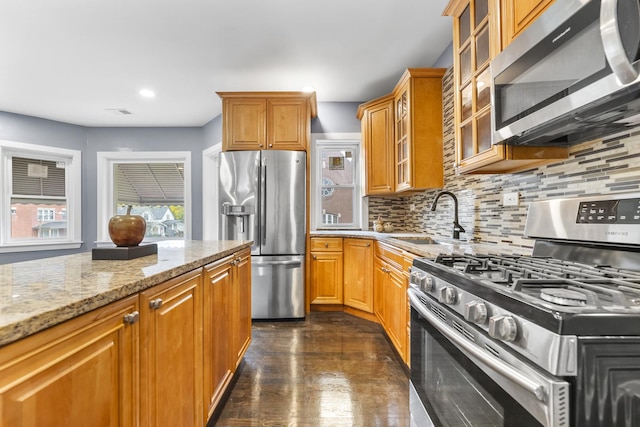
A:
[540, 288, 588, 306]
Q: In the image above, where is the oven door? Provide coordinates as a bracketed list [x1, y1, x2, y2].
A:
[408, 289, 570, 427]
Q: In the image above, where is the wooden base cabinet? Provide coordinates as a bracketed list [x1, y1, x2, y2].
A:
[203, 248, 251, 421]
[310, 238, 344, 305]
[0, 295, 140, 427]
[343, 238, 374, 313]
[374, 242, 408, 362]
[140, 269, 204, 427]
[231, 249, 252, 369]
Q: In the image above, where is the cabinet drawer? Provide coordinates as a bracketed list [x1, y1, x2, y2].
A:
[310, 237, 343, 252]
[375, 242, 403, 268]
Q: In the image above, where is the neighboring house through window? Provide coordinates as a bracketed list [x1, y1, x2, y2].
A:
[0, 140, 81, 253]
[312, 137, 363, 230]
[96, 151, 191, 244]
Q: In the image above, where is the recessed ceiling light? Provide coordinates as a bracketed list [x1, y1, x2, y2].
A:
[139, 89, 156, 98]
[301, 86, 315, 93]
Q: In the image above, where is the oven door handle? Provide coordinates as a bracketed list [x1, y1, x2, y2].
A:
[409, 291, 547, 402]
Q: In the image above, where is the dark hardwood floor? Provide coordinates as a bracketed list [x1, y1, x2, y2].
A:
[214, 312, 410, 426]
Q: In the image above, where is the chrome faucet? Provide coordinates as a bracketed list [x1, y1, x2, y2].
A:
[430, 191, 465, 240]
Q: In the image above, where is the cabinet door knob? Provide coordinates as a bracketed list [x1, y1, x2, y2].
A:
[313, 255, 317, 260]
[269, 144, 273, 147]
[259, 144, 264, 147]
[149, 298, 163, 310]
[366, 243, 370, 247]
[123, 311, 140, 325]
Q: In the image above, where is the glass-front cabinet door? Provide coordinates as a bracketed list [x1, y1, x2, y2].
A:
[395, 88, 411, 191]
[444, 0, 568, 174]
[450, 0, 501, 172]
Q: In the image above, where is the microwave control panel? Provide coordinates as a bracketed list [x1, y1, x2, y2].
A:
[576, 199, 640, 224]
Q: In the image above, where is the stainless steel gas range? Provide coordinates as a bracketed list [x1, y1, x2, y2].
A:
[408, 194, 640, 427]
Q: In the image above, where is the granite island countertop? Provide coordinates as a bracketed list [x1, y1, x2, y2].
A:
[0, 240, 252, 347]
[310, 230, 533, 258]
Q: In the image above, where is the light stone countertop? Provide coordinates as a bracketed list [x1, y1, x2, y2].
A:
[0, 240, 252, 347]
[310, 230, 533, 258]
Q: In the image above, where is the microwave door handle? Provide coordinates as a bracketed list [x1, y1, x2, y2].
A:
[601, 0, 639, 85]
[409, 291, 547, 403]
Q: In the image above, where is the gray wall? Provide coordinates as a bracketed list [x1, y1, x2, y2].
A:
[85, 127, 206, 248]
[0, 102, 361, 264]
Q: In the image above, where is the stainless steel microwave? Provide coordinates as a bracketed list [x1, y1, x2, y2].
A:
[491, 0, 640, 146]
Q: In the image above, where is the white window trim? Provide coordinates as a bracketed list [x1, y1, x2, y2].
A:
[202, 143, 222, 240]
[96, 151, 192, 245]
[0, 139, 82, 253]
[310, 133, 366, 230]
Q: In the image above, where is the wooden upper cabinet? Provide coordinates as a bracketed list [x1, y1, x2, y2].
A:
[357, 94, 395, 195]
[444, 0, 568, 174]
[358, 68, 445, 194]
[501, 0, 555, 47]
[218, 92, 317, 152]
[393, 69, 445, 192]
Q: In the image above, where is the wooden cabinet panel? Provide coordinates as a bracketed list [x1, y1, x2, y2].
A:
[501, 0, 555, 46]
[203, 257, 234, 420]
[221, 98, 266, 151]
[232, 249, 252, 368]
[218, 92, 316, 152]
[343, 238, 374, 313]
[310, 251, 344, 305]
[0, 295, 139, 427]
[310, 237, 343, 252]
[267, 98, 308, 150]
[373, 256, 387, 325]
[358, 95, 395, 195]
[140, 269, 203, 427]
[385, 267, 407, 358]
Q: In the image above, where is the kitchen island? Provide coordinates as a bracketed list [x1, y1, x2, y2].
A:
[0, 240, 252, 427]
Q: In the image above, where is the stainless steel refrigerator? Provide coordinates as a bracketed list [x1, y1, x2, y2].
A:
[219, 150, 306, 319]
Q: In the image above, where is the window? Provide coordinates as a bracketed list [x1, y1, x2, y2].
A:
[97, 152, 191, 244]
[313, 139, 361, 229]
[37, 208, 56, 222]
[0, 140, 82, 253]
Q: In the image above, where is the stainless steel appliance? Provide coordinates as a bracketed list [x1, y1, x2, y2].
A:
[409, 193, 640, 427]
[491, 0, 640, 147]
[219, 150, 306, 320]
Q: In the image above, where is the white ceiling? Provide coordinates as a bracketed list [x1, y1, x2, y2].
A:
[0, 0, 453, 127]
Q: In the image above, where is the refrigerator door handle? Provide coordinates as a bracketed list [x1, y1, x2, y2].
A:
[260, 156, 267, 247]
[257, 260, 302, 266]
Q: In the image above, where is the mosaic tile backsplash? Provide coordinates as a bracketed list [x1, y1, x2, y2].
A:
[368, 68, 640, 251]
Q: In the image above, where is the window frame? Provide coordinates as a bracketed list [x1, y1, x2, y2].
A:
[96, 151, 192, 245]
[0, 139, 82, 253]
[312, 137, 363, 230]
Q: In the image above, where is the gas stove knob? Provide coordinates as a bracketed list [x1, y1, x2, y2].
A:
[438, 287, 457, 305]
[464, 301, 488, 324]
[423, 276, 433, 291]
[488, 315, 518, 342]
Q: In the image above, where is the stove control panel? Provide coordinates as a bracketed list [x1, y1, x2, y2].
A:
[576, 198, 640, 224]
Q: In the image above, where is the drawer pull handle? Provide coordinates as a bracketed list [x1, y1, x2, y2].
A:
[123, 311, 140, 325]
[149, 299, 163, 310]
[324, 242, 329, 248]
